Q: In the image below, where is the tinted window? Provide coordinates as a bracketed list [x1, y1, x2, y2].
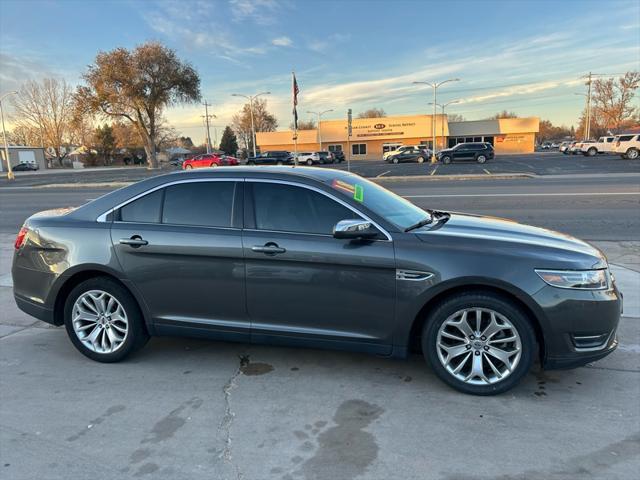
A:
[252, 183, 359, 234]
[162, 182, 235, 227]
[120, 189, 163, 223]
[619, 135, 634, 141]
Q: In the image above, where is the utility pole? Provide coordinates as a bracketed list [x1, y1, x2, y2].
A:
[413, 79, 460, 163]
[429, 100, 460, 151]
[0, 91, 18, 180]
[202, 101, 215, 153]
[578, 72, 618, 140]
[307, 109, 333, 151]
[347, 108, 352, 172]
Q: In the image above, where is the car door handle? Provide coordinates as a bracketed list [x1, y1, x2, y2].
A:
[251, 243, 286, 255]
[119, 236, 148, 247]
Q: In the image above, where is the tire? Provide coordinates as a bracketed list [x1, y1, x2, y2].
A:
[442, 155, 451, 164]
[63, 277, 149, 363]
[587, 147, 597, 157]
[417, 156, 425, 164]
[209, 163, 217, 168]
[247, 161, 255, 165]
[422, 292, 535, 395]
[626, 148, 639, 160]
[477, 155, 487, 164]
[306, 159, 313, 166]
[276, 160, 283, 165]
[392, 157, 399, 164]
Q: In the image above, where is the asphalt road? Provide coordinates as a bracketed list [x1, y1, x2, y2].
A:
[2, 152, 639, 187]
[1, 174, 638, 240]
[1, 172, 639, 480]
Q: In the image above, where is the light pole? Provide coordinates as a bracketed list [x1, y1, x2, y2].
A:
[306, 109, 333, 151]
[231, 92, 270, 157]
[429, 99, 460, 151]
[413, 79, 459, 163]
[1, 91, 18, 180]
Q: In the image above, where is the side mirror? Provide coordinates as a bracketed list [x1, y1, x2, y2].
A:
[333, 219, 378, 240]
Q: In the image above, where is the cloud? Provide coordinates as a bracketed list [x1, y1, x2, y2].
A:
[229, 0, 281, 25]
[272, 36, 292, 47]
[308, 33, 350, 53]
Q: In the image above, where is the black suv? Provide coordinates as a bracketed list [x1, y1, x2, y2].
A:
[247, 151, 293, 165]
[438, 143, 494, 164]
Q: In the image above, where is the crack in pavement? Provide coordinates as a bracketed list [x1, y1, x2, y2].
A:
[219, 354, 250, 480]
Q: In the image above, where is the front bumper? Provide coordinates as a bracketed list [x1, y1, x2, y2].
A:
[534, 284, 622, 370]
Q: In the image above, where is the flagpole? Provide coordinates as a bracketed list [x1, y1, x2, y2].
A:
[292, 71, 298, 167]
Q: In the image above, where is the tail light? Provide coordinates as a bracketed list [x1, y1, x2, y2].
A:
[15, 226, 29, 250]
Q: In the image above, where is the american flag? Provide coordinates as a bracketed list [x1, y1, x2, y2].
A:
[292, 72, 299, 130]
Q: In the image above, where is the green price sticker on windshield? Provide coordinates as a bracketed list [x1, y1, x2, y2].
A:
[354, 184, 364, 202]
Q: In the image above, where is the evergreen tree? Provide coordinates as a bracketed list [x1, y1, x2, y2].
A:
[219, 126, 239, 155]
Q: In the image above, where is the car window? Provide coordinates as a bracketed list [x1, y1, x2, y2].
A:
[252, 183, 360, 235]
[161, 182, 235, 227]
[119, 189, 163, 223]
[619, 135, 633, 141]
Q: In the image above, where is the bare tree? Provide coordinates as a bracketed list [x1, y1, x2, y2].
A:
[592, 71, 640, 132]
[11, 78, 75, 165]
[231, 98, 278, 151]
[447, 113, 465, 122]
[290, 119, 316, 130]
[490, 110, 519, 119]
[8, 124, 42, 146]
[357, 108, 386, 118]
[75, 42, 201, 168]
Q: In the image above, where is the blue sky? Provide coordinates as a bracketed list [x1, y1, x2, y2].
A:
[1, 0, 639, 144]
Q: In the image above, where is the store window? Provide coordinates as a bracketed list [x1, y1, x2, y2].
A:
[328, 145, 343, 153]
[352, 144, 367, 155]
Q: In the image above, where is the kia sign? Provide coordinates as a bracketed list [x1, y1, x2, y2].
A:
[374, 123, 386, 129]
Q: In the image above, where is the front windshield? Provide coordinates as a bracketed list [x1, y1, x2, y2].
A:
[327, 175, 429, 230]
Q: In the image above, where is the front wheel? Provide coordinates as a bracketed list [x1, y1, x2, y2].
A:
[306, 159, 313, 166]
[209, 163, 217, 168]
[626, 148, 639, 160]
[587, 147, 597, 157]
[64, 277, 149, 363]
[442, 155, 451, 164]
[422, 292, 535, 395]
[185, 164, 193, 169]
[392, 157, 399, 164]
[417, 156, 425, 164]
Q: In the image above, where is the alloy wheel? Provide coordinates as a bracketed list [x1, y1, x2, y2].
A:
[72, 290, 129, 354]
[436, 308, 522, 385]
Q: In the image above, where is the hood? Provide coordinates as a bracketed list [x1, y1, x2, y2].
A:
[416, 213, 607, 269]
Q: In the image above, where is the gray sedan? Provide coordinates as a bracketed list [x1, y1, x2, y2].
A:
[11, 167, 621, 395]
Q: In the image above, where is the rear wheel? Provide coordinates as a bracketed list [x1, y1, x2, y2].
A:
[276, 160, 283, 165]
[247, 161, 255, 165]
[64, 277, 149, 363]
[442, 155, 451, 164]
[422, 292, 535, 395]
[477, 155, 487, 164]
[306, 159, 313, 166]
[587, 147, 597, 157]
[417, 156, 425, 164]
[185, 164, 193, 169]
[209, 163, 217, 167]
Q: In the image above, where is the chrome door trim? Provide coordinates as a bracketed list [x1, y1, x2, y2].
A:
[247, 178, 393, 241]
[96, 177, 244, 223]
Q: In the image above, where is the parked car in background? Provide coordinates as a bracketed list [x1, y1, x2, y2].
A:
[169, 157, 185, 168]
[247, 151, 294, 165]
[580, 136, 616, 156]
[331, 150, 345, 163]
[317, 151, 333, 164]
[12, 167, 621, 395]
[612, 134, 640, 159]
[541, 142, 551, 150]
[386, 147, 429, 164]
[182, 153, 238, 169]
[437, 142, 495, 164]
[551, 142, 560, 148]
[382, 145, 414, 161]
[559, 141, 571, 153]
[296, 152, 321, 165]
[564, 141, 580, 154]
[12, 162, 39, 171]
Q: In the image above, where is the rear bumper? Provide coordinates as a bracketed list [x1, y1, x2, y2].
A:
[14, 292, 57, 325]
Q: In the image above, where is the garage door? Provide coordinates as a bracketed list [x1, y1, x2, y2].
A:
[18, 151, 36, 164]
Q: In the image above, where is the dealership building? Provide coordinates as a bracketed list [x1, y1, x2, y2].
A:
[256, 114, 539, 160]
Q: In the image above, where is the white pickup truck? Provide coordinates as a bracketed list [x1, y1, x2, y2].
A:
[580, 136, 616, 156]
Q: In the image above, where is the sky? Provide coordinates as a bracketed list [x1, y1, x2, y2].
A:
[1, 0, 639, 145]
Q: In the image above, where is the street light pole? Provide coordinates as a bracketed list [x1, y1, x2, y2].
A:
[231, 91, 271, 158]
[413, 79, 459, 163]
[1, 91, 18, 180]
[307, 109, 333, 151]
[429, 99, 460, 151]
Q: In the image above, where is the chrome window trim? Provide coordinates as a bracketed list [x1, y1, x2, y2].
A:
[96, 177, 243, 223]
[248, 178, 393, 241]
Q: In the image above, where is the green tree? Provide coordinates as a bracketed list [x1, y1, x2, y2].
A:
[75, 42, 201, 168]
[94, 124, 116, 164]
[219, 126, 239, 155]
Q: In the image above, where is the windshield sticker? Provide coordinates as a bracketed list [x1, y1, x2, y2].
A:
[332, 179, 364, 202]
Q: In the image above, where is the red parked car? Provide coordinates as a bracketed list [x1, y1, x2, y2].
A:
[182, 154, 239, 169]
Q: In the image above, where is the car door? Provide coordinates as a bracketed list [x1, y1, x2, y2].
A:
[242, 179, 397, 354]
[455, 144, 474, 161]
[110, 179, 249, 341]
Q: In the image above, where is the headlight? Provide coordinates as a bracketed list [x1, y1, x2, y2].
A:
[535, 269, 609, 290]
